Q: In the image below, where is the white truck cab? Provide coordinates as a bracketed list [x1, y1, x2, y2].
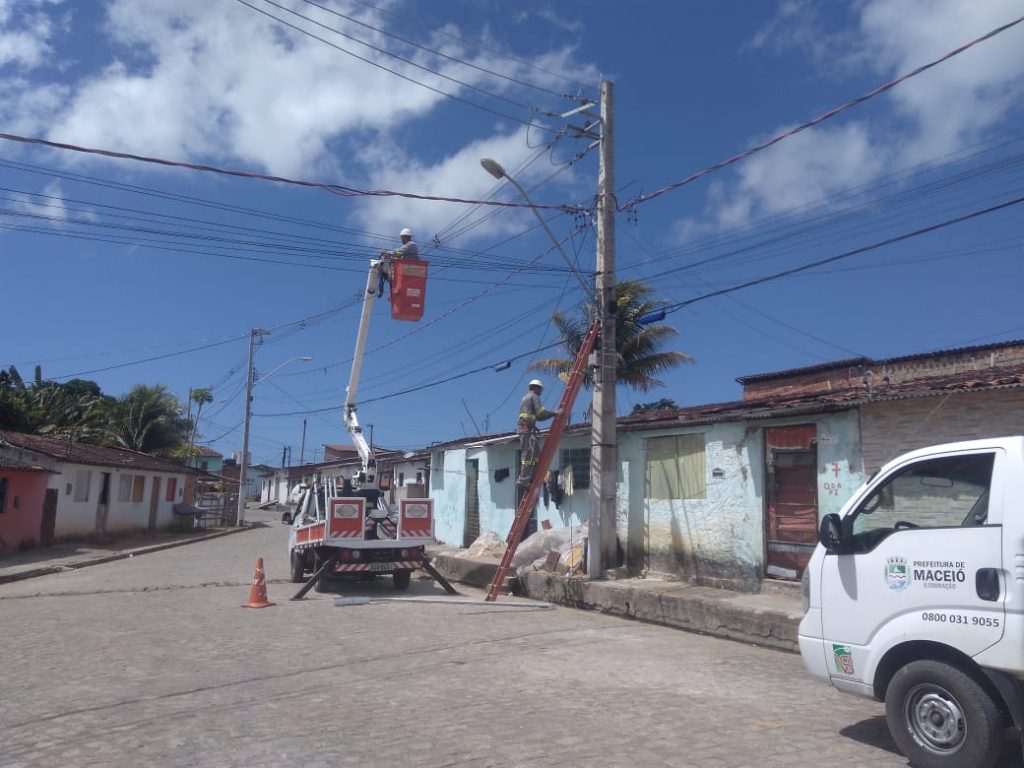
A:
[799, 436, 1024, 768]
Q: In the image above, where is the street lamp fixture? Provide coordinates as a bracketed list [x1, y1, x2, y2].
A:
[236, 336, 312, 526]
[479, 158, 593, 301]
[258, 356, 313, 383]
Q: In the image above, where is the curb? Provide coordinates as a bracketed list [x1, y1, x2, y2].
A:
[430, 552, 802, 652]
[0, 526, 250, 585]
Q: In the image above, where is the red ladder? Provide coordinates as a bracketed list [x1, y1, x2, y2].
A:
[484, 320, 600, 601]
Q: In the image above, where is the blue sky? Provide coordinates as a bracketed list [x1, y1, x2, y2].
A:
[3, 0, 1024, 466]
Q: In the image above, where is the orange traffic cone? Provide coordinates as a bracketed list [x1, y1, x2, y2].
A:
[242, 557, 274, 608]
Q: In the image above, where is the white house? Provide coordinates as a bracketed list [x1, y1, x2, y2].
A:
[0, 430, 196, 537]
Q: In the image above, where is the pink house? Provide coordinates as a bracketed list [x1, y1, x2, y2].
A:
[0, 457, 52, 554]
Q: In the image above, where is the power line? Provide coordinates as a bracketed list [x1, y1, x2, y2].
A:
[620, 13, 1024, 211]
[274, 230, 582, 380]
[257, 339, 565, 416]
[625, 131, 1024, 269]
[253, 0, 561, 118]
[296, 0, 572, 100]
[659, 193, 1024, 316]
[54, 333, 250, 380]
[0, 131, 584, 213]
[630, 140, 1024, 285]
[345, 0, 596, 94]
[234, 0, 562, 133]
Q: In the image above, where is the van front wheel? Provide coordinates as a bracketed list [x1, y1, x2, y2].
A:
[885, 659, 1004, 768]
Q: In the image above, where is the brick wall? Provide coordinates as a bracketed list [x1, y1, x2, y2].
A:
[742, 366, 864, 401]
[860, 388, 1024, 473]
[742, 342, 1024, 401]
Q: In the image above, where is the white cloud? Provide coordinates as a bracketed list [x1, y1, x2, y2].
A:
[691, 0, 1024, 234]
[352, 126, 581, 244]
[4, 179, 83, 229]
[0, 0, 595, 249]
[0, 0, 63, 69]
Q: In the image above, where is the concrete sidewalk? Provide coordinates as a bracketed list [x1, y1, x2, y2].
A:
[0, 527, 247, 584]
[431, 548, 804, 652]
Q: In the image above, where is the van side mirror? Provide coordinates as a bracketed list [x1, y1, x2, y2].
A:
[819, 513, 846, 553]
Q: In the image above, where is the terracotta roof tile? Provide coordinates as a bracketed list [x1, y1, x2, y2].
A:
[0, 431, 196, 474]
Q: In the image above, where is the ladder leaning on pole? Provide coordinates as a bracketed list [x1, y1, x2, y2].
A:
[484, 320, 601, 602]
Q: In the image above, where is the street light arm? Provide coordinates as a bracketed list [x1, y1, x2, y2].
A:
[257, 356, 313, 383]
[480, 158, 594, 303]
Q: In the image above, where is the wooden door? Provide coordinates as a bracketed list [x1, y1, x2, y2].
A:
[148, 476, 161, 531]
[95, 472, 110, 534]
[765, 425, 818, 580]
[40, 489, 57, 545]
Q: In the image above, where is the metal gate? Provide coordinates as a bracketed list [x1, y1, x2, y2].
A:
[463, 459, 480, 548]
[765, 425, 818, 580]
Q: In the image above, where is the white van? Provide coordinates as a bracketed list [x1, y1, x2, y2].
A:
[799, 437, 1024, 768]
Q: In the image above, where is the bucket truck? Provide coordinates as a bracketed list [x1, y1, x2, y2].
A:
[287, 253, 432, 592]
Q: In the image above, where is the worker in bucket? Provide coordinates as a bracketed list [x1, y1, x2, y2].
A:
[516, 379, 561, 487]
[377, 227, 419, 295]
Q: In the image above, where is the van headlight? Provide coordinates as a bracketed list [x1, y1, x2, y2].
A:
[801, 567, 811, 613]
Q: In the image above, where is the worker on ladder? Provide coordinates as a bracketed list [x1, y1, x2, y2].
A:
[516, 379, 561, 487]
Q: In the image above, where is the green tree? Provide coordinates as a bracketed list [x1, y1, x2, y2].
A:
[529, 280, 692, 392]
[0, 367, 112, 440]
[105, 384, 191, 456]
[631, 398, 679, 414]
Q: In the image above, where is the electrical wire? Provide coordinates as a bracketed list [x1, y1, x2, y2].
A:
[296, 0, 573, 100]
[0, 130, 583, 213]
[619, 13, 1024, 211]
[234, 0, 563, 133]
[346, 0, 596, 94]
[628, 139, 1024, 285]
[253, 0, 561, 119]
[257, 338, 565, 417]
[657, 193, 1024, 316]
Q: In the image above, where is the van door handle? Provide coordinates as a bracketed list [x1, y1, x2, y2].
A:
[976, 568, 1000, 602]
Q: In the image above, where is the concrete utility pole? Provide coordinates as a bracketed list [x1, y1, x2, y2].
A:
[299, 418, 307, 465]
[590, 80, 617, 578]
[236, 327, 270, 526]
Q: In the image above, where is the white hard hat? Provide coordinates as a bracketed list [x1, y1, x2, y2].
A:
[400, 227, 413, 238]
[529, 379, 544, 388]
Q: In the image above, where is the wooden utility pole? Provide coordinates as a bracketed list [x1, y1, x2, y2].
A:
[590, 80, 617, 578]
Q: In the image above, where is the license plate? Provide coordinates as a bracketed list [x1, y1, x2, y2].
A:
[369, 562, 391, 572]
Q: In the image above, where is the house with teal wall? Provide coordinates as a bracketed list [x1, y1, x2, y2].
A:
[427, 339, 1024, 592]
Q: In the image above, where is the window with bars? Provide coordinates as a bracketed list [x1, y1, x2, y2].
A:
[73, 469, 91, 502]
[559, 448, 590, 490]
[118, 474, 133, 503]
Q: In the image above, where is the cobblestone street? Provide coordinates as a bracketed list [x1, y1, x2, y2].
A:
[0, 508, 1017, 768]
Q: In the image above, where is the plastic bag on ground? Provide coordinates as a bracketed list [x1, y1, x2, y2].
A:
[512, 526, 586, 569]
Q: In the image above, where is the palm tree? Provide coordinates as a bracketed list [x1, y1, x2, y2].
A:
[188, 387, 214, 453]
[529, 279, 692, 393]
[104, 384, 191, 455]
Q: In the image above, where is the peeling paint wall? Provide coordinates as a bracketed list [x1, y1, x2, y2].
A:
[618, 410, 861, 591]
[813, 414, 865, 518]
[429, 448, 465, 545]
[468, 436, 592, 539]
